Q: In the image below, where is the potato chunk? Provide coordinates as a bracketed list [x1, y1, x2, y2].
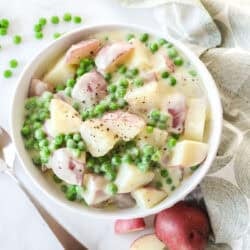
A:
[49, 99, 81, 136]
[80, 119, 119, 157]
[184, 98, 207, 141]
[132, 187, 167, 208]
[43, 56, 76, 86]
[29, 79, 53, 97]
[168, 140, 208, 168]
[102, 111, 145, 141]
[125, 81, 160, 112]
[115, 163, 154, 193]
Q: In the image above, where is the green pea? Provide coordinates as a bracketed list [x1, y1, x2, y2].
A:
[116, 87, 127, 98]
[72, 148, 81, 158]
[13, 35, 22, 44]
[77, 141, 86, 151]
[172, 133, 180, 140]
[63, 13, 72, 22]
[76, 67, 85, 76]
[53, 174, 62, 183]
[174, 56, 183, 66]
[73, 133, 81, 142]
[0, 28, 7, 36]
[127, 147, 140, 158]
[142, 144, 154, 156]
[51, 16, 60, 24]
[61, 184, 68, 193]
[32, 156, 41, 166]
[94, 165, 101, 174]
[133, 78, 144, 87]
[34, 129, 45, 140]
[130, 68, 139, 76]
[56, 85, 65, 92]
[64, 134, 73, 141]
[35, 31, 43, 39]
[119, 78, 129, 88]
[87, 107, 95, 118]
[42, 91, 53, 100]
[138, 162, 149, 172]
[38, 17, 47, 26]
[167, 137, 177, 149]
[160, 169, 169, 177]
[8, 59, 18, 69]
[38, 111, 49, 121]
[34, 24, 42, 32]
[140, 33, 149, 43]
[66, 139, 77, 149]
[168, 76, 177, 86]
[107, 84, 117, 93]
[147, 118, 157, 127]
[81, 111, 88, 121]
[158, 122, 166, 130]
[106, 183, 118, 195]
[94, 104, 106, 115]
[87, 158, 95, 168]
[3, 69, 12, 78]
[39, 139, 49, 148]
[73, 16, 82, 24]
[150, 110, 161, 121]
[109, 102, 118, 110]
[171, 185, 176, 191]
[54, 134, 64, 146]
[159, 113, 168, 122]
[158, 38, 167, 46]
[166, 177, 172, 184]
[25, 138, 35, 150]
[149, 42, 159, 53]
[167, 48, 178, 58]
[105, 171, 116, 181]
[165, 42, 173, 48]
[65, 185, 77, 201]
[111, 155, 121, 166]
[146, 126, 154, 134]
[118, 65, 127, 74]
[101, 162, 112, 173]
[72, 102, 80, 111]
[122, 154, 132, 163]
[126, 33, 135, 41]
[104, 73, 112, 81]
[151, 151, 161, 162]
[21, 125, 30, 137]
[0, 19, 9, 28]
[64, 87, 72, 97]
[161, 71, 169, 79]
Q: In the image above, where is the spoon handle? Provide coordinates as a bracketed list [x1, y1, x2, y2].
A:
[5, 170, 88, 250]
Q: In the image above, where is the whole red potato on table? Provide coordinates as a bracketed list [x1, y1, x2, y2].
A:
[155, 201, 210, 250]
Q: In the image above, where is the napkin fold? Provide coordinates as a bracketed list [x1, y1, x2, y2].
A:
[118, 0, 250, 249]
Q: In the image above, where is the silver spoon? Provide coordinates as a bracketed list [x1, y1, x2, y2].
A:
[0, 127, 87, 250]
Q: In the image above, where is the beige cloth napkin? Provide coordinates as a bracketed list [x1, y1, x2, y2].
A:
[119, 0, 250, 249]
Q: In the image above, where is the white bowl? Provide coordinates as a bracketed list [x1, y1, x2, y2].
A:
[10, 24, 222, 219]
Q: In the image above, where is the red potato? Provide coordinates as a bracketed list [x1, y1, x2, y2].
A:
[162, 93, 187, 134]
[130, 234, 166, 250]
[155, 201, 210, 250]
[29, 79, 54, 97]
[95, 42, 134, 73]
[65, 39, 101, 65]
[48, 148, 85, 185]
[115, 218, 146, 234]
[71, 71, 107, 108]
[102, 110, 145, 141]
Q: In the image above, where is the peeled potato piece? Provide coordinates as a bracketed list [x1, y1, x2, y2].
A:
[169, 140, 208, 168]
[125, 81, 160, 112]
[65, 39, 101, 65]
[80, 119, 119, 157]
[43, 55, 76, 86]
[82, 174, 111, 205]
[131, 187, 167, 208]
[102, 111, 145, 141]
[49, 148, 85, 185]
[71, 71, 107, 108]
[49, 99, 81, 136]
[184, 98, 207, 141]
[115, 163, 154, 193]
[95, 42, 134, 73]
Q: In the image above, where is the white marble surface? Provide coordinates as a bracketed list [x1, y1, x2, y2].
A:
[0, 0, 159, 249]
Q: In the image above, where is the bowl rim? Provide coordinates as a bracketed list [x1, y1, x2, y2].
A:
[10, 23, 223, 219]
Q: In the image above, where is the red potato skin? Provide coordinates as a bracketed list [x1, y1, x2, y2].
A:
[115, 218, 146, 234]
[155, 202, 210, 250]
